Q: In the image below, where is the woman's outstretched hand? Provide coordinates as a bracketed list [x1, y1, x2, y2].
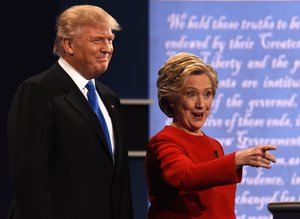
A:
[235, 144, 277, 169]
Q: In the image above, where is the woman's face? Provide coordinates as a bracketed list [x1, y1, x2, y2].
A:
[172, 74, 213, 135]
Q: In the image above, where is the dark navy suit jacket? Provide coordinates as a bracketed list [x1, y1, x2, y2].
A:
[7, 62, 133, 219]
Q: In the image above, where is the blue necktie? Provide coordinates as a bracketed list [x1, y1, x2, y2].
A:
[85, 80, 113, 156]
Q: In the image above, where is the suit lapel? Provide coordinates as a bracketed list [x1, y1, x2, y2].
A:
[52, 64, 113, 158]
[65, 92, 108, 142]
[95, 84, 119, 164]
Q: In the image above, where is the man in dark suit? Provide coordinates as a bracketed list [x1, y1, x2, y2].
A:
[7, 5, 133, 219]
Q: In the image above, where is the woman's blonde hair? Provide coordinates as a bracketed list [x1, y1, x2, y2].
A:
[157, 52, 218, 117]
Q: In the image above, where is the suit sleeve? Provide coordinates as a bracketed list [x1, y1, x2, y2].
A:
[147, 135, 242, 191]
[7, 80, 55, 219]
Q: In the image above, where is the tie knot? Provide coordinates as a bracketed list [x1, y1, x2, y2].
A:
[85, 80, 96, 91]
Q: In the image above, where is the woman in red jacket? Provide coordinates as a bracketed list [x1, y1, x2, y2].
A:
[145, 52, 277, 219]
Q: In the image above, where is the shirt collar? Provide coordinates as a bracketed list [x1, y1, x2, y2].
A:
[58, 57, 93, 90]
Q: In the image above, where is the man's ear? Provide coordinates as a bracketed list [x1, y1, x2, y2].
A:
[62, 38, 74, 55]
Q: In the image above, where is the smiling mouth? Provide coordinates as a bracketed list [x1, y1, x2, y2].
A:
[193, 112, 204, 119]
[97, 53, 109, 59]
[96, 56, 109, 62]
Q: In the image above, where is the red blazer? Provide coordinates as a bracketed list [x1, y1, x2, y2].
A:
[145, 126, 242, 219]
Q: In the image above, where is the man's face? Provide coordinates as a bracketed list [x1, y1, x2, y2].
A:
[66, 24, 115, 79]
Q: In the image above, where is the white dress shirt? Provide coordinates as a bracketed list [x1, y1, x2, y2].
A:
[58, 57, 115, 155]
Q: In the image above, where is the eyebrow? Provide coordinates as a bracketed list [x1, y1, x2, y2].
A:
[184, 86, 212, 90]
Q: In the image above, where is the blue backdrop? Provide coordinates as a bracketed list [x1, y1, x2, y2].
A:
[149, 1, 300, 218]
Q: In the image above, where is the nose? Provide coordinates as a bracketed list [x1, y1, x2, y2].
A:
[196, 95, 205, 108]
[100, 40, 113, 54]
